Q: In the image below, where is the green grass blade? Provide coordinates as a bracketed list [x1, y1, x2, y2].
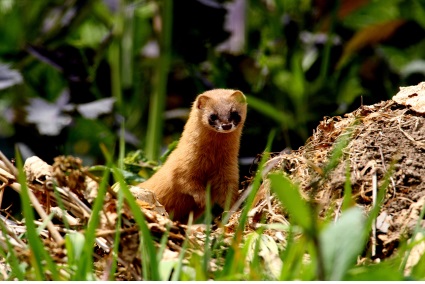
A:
[170, 239, 189, 280]
[118, 116, 126, 170]
[220, 129, 275, 277]
[15, 149, 59, 280]
[322, 130, 352, 177]
[65, 231, 85, 270]
[279, 227, 306, 280]
[35, 212, 55, 235]
[157, 223, 171, 263]
[0, 222, 25, 280]
[409, 234, 425, 278]
[236, 129, 276, 232]
[156, 222, 174, 280]
[74, 163, 110, 280]
[112, 167, 160, 280]
[145, 0, 172, 161]
[202, 184, 212, 279]
[318, 0, 339, 81]
[171, 214, 193, 281]
[52, 185, 70, 231]
[245, 95, 294, 127]
[109, 185, 124, 280]
[341, 159, 353, 211]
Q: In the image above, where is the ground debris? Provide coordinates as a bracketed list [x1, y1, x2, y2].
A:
[246, 81, 425, 262]
[0, 154, 187, 280]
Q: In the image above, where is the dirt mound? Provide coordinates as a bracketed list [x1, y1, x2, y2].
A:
[248, 82, 425, 261]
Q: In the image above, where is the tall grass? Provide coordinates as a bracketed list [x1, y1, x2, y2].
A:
[144, 0, 173, 161]
[12, 151, 59, 280]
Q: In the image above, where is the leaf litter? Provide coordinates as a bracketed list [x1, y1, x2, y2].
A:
[1, 82, 425, 279]
[0, 155, 186, 280]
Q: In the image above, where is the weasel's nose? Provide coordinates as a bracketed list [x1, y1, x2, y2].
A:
[222, 124, 232, 131]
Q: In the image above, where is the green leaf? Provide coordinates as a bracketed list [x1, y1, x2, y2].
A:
[120, 168, 146, 184]
[320, 207, 367, 280]
[345, 260, 404, 281]
[160, 140, 179, 164]
[65, 232, 86, 265]
[269, 173, 313, 233]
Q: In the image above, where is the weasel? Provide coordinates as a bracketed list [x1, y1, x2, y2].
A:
[138, 89, 247, 222]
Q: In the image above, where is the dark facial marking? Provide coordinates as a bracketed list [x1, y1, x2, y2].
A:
[230, 111, 241, 125]
[209, 113, 219, 126]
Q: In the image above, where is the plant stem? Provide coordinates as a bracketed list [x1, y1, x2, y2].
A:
[110, 0, 124, 113]
[145, 0, 172, 161]
[319, 0, 340, 83]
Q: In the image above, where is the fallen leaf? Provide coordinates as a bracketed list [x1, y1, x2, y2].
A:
[393, 81, 425, 113]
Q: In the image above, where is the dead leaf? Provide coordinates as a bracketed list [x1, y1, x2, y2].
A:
[24, 156, 53, 189]
[404, 233, 425, 275]
[129, 186, 168, 217]
[392, 81, 425, 113]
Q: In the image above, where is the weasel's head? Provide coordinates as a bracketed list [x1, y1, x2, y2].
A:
[195, 89, 247, 133]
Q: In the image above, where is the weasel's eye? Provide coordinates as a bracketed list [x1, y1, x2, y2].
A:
[230, 111, 241, 124]
[209, 114, 219, 126]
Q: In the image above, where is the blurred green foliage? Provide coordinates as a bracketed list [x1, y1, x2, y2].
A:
[1, 0, 425, 173]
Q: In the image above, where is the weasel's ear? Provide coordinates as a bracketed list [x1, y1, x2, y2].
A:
[196, 95, 210, 109]
[231, 90, 246, 104]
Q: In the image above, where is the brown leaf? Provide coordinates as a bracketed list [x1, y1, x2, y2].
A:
[393, 81, 425, 113]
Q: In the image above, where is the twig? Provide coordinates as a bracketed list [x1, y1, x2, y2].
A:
[371, 162, 377, 258]
[0, 185, 4, 210]
[8, 182, 63, 243]
[334, 200, 343, 223]
[398, 116, 425, 147]
[53, 186, 92, 218]
[0, 215, 27, 248]
[0, 151, 17, 177]
[378, 146, 396, 198]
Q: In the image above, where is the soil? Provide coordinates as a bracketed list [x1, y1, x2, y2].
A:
[246, 97, 425, 261]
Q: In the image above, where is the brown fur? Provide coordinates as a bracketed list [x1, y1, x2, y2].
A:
[139, 89, 247, 222]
